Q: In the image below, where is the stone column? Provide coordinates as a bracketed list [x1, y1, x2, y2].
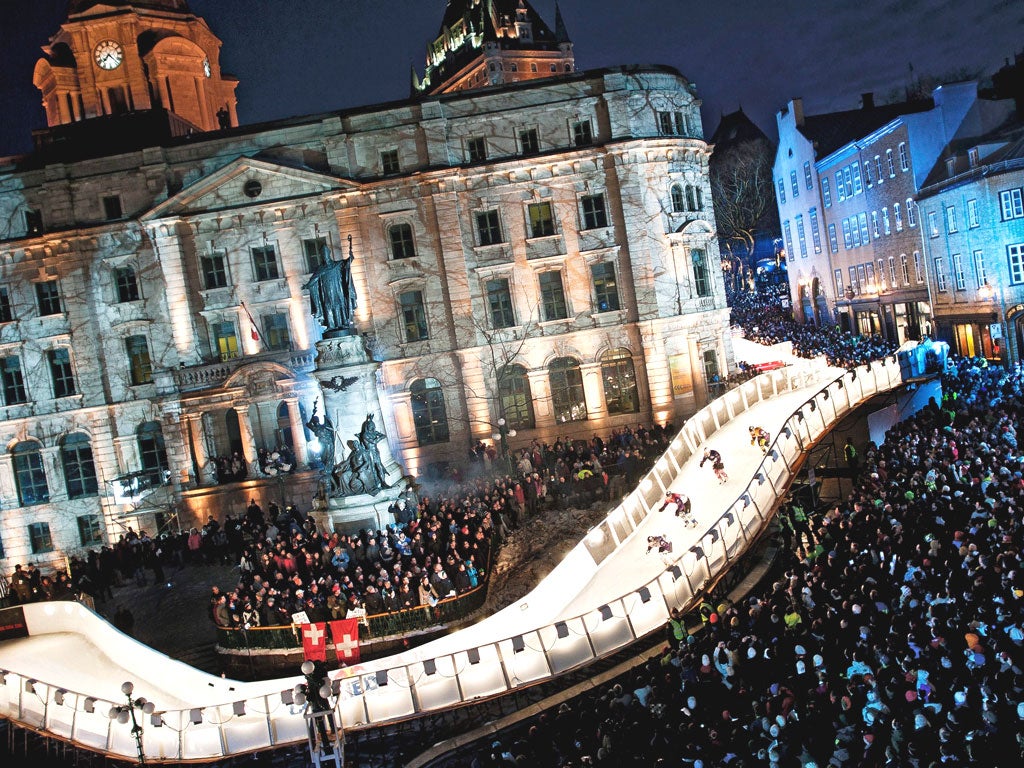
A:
[285, 398, 309, 468]
[187, 413, 211, 485]
[580, 361, 605, 419]
[233, 405, 259, 468]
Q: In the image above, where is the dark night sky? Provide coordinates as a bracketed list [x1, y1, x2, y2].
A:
[1, 0, 1022, 157]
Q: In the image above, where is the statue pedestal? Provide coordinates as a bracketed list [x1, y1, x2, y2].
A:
[314, 335, 409, 533]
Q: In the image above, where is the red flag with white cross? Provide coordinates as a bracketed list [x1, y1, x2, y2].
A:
[329, 619, 360, 664]
[301, 622, 327, 662]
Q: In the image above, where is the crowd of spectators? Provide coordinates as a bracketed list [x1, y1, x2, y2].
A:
[730, 289, 898, 370]
[463, 355, 1024, 767]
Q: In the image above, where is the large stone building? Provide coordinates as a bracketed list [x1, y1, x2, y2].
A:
[774, 85, 1013, 342]
[0, 0, 731, 566]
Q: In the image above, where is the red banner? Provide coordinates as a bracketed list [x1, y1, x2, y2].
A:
[301, 622, 327, 662]
[329, 619, 360, 664]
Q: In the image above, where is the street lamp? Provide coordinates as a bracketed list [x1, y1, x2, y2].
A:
[491, 417, 517, 473]
[109, 681, 155, 767]
[298, 660, 344, 765]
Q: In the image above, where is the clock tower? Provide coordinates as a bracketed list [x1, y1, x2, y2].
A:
[32, 0, 238, 133]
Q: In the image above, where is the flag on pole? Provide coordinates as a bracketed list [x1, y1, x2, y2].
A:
[329, 619, 361, 664]
[301, 622, 328, 662]
[240, 302, 261, 344]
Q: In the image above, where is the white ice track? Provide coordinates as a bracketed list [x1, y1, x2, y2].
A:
[0, 355, 904, 762]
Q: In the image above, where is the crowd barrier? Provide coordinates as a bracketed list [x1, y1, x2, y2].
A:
[0, 356, 904, 762]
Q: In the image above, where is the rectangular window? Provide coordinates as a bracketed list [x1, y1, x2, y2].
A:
[864, 160, 873, 187]
[894, 202, 903, 231]
[850, 216, 861, 247]
[907, 198, 917, 227]
[783, 220, 794, 256]
[843, 167, 853, 198]
[945, 205, 958, 233]
[857, 264, 867, 291]
[913, 250, 924, 283]
[102, 195, 123, 220]
[467, 137, 487, 163]
[1002, 189, 1024, 220]
[865, 262, 876, 291]
[828, 222, 839, 253]
[968, 147, 980, 168]
[36, 280, 61, 316]
[213, 321, 239, 361]
[899, 142, 909, 171]
[842, 218, 853, 249]
[475, 210, 504, 246]
[822, 177, 831, 207]
[777, 178, 786, 204]
[877, 259, 886, 290]
[25, 208, 43, 235]
[886, 148, 895, 177]
[486, 278, 515, 328]
[399, 290, 429, 342]
[262, 313, 291, 351]
[790, 170, 800, 197]
[882, 207, 890, 235]
[974, 249, 987, 287]
[528, 201, 555, 238]
[871, 211, 880, 238]
[1008, 243, 1024, 284]
[389, 224, 416, 259]
[848, 266, 858, 295]
[900, 253, 910, 285]
[572, 119, 593, 147]
[591, 261, 620, 312]
[251, 245, 279, 281]
[889, 256, 898, 287]
[928, 210, 939, 237]
[380, 149, 400, 175]
[125, 335, 152, 385]
[538, 271, 568, 321]
[809, 208, 821, 253]
[803, 161, 813, 190]
[519, 128, 540, 155]
[302, 237, 327, 273]
[78, 514, 103, 547]
[952, 253, 966, 290]
[834, 269, 844, 296]
[1, 356, 27, 405]
[875, 155, 884, 182]
[115, 266, 139, 303]
[201, 250, 228, 289]
[28, 522, 53, 555]
[795, 214, 807, 258]
[0, 286, 14, 323]
[581, 193, 609, 229]
[851, 162, 862, 195]
[858, 212, 869, 244]
[49, 348, 75, 398]
[967, 199, 979, 228]
[659, 111, 675, 135]
[935, 258, 948, 291]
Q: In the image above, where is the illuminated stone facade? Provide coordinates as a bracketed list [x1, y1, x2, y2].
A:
[0, 4, 731, 566]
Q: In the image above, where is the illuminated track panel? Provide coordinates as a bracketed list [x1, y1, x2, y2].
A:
[0, 358, 903, 761]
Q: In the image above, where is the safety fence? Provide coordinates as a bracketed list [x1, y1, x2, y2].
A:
[0, 356, 903, 762]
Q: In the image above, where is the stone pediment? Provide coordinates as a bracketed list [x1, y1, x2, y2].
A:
[142, 156, 358, 221]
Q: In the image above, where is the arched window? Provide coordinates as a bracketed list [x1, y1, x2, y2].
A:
[12, 441, 49, 506]
[62, 433, 98, 499]
[695, 186, 704, 211]
[549, 357, 588, 423]
[388, 223, 416, 260]
[600, 349, 639, 414]
[670, 185, 685, 213]
[137, 421, 169, 486]
[411, 378, 449, 446]
[685, 185, 697, 212]
[498, 364, 535, 430]
[692, 248, 710, 297]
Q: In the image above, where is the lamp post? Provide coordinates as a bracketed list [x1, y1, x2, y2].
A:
[491, 417, 517, 473]
[297, 660, 344, 766]
[109, 681, 155, 767]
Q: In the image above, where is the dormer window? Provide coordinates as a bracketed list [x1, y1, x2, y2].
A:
[945, 157, 956, 177]
[968, 147, 980, 168]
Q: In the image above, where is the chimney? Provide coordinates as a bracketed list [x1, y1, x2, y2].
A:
[861, 92, 875, 110]
[790, 98, 804, 127]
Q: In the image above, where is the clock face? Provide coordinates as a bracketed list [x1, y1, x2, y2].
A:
[94, 40, 124, 70]
[203, 58, 211, 78]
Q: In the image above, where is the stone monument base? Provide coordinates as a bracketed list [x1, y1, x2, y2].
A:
[324, 484, 406, 536]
